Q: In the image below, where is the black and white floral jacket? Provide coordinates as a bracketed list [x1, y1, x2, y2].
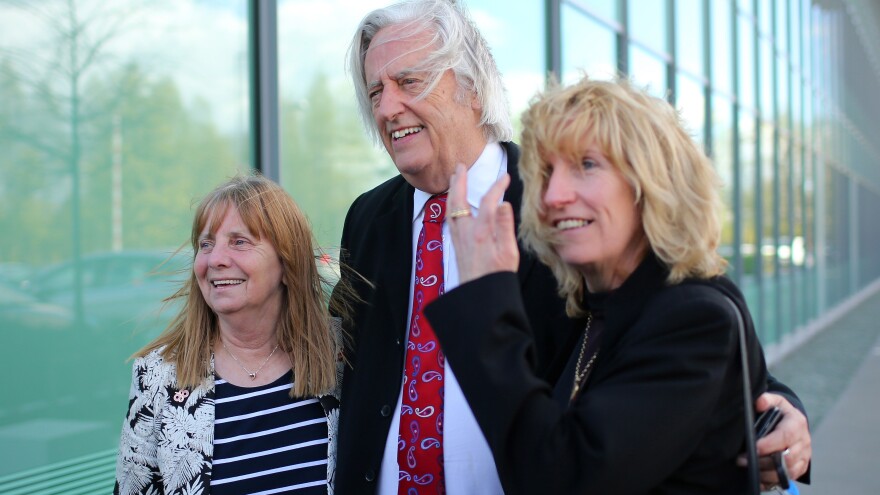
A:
[114, 321, 343, 495]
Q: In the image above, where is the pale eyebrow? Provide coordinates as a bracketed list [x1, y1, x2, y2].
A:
[367, 69, 419, 92]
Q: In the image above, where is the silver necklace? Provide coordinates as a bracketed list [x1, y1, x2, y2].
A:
[570, 312, 599, 402]
[220, 338, 280, 380]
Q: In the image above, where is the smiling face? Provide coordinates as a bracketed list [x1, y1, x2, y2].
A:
[363, 25, 486, 193]
[194, 206, 285, 328]
[541, 146, 648, 292]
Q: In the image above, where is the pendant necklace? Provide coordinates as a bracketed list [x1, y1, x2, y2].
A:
[570, 311, 600, 402]
[221, 337, 280, 380]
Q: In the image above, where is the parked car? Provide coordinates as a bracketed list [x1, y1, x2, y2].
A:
[23, 250, 187, 335]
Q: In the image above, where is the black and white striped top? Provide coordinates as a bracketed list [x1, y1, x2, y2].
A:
[212, 370, 329, 495]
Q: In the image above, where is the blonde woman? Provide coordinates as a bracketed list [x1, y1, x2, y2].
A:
[115, 175, 352, 495]
[425, 76, 808, 494]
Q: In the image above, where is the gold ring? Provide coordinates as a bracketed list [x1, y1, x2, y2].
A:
[448, 208, 472, 219]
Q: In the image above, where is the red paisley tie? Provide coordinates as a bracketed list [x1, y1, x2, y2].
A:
[398, 193, 447, 495]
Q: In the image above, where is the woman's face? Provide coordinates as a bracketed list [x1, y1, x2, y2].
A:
[541, 145, 648, 291]
[194, 206, 285, 325]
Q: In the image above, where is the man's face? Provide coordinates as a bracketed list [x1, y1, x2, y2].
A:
[364, 25, 486, 193]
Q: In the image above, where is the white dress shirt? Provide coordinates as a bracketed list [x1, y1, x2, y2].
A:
[376, 142, 507, 495]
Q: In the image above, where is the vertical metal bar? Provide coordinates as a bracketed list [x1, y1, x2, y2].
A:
[771, 0, 782, 343]
[249, 0, 280, 180]
[752, 0, 765, 336]
[618, 0, 628, 75]
[545, 0, 562, 81]
[849, 177, 858, 291]
[732, 0, 743, 285]
[702, 0, 713, 157]
[666, 0, 676, 104]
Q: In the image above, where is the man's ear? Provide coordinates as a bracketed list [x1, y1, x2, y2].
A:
[470, 91, 482, 111]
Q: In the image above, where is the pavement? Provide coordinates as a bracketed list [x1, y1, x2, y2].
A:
[769, 286, 880, 495]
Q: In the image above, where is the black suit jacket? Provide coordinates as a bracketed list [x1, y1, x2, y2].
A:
[332, 142, 574, 493]
[425, 255, 770, 494]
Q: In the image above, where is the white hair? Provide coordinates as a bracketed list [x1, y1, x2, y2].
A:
[347, 0, 512, 143]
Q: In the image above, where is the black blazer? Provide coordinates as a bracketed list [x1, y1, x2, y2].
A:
[425, 255, 769, 495]
[332, 142, 574, 494]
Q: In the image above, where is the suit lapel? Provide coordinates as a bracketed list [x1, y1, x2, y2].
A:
[371, 181, 416, 338]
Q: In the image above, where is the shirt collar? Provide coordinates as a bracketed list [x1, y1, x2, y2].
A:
[412, 142, 506, 221]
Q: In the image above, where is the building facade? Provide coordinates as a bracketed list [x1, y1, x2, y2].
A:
[0, 0, 878, 490]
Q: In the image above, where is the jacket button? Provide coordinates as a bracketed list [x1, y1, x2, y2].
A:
[380, 404, 391, 417]
[365, 469, 376, 482]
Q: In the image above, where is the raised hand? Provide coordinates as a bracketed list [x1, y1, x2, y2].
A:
[446, 164, 519, 284]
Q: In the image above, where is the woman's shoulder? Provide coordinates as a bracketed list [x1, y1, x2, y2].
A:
[131, 346, 178, 388]
[134, 346, 168, 367]
[643, 277, 740, 327]
[656, 276, 736, 305]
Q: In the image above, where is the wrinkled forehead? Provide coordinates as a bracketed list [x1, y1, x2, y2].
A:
[365, 23, 438, 77]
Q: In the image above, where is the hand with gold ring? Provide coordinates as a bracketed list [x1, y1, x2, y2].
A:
[448, 207, 472, 220]
[447, 163, 519, 284]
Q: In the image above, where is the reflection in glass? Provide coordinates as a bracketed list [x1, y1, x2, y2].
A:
[469, 0, 545, 126]
[675, 0, 704, 78]
[277, 0, 545, 249]
[561, 3, 617, 84]
[569, 0, 618, 24]
[676, 74, 705, 149]
[711, 0, 733, 95]
[0, 0, 249, 480]
[738, 108, 760, 339]
[738, 14, 756, 110]
[712, 93, 735, 278]
[277, 0, 394, 249]
[628, 46, 667, 99]
[759, 38, 773, 116]
[628, 0, 667, 55]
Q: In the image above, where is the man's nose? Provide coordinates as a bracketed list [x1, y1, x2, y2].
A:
[375, 84, 405, 122]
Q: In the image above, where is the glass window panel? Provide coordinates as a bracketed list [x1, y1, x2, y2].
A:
[676, 74, 705, 149]
[629, 46, 668, 99]
[738, 0, 754, 16]
[804, 150, 816, 318]
[0, 0, 249, 480]
[277, 0, 546, 250]
[738, 109, 760, 330]
[628, 0, 667, 55]
[777, 0, 789, 54]
[778, 54, 790, 129]
[790, 0, 801, 70]
[562, 4, 618, 83]
[712, 94, 735, 275]
[759, 38, 774, 118]
[760, 122, 775, 281]
[738, 14, 756, 110]
[739, 109, 758, 276]
[711, 0, 733, 94]
[779, 134, 792, 274]
[759, 0, 773, 37]
[277, 0, 393, 248]
[571, 0, 618, 24]
[469, 0, 545, 124]
[801, 0, 811, 79]
[675, 0, 704, 77]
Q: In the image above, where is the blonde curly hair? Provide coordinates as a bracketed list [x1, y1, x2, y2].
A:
[519, 76, 727, 317]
